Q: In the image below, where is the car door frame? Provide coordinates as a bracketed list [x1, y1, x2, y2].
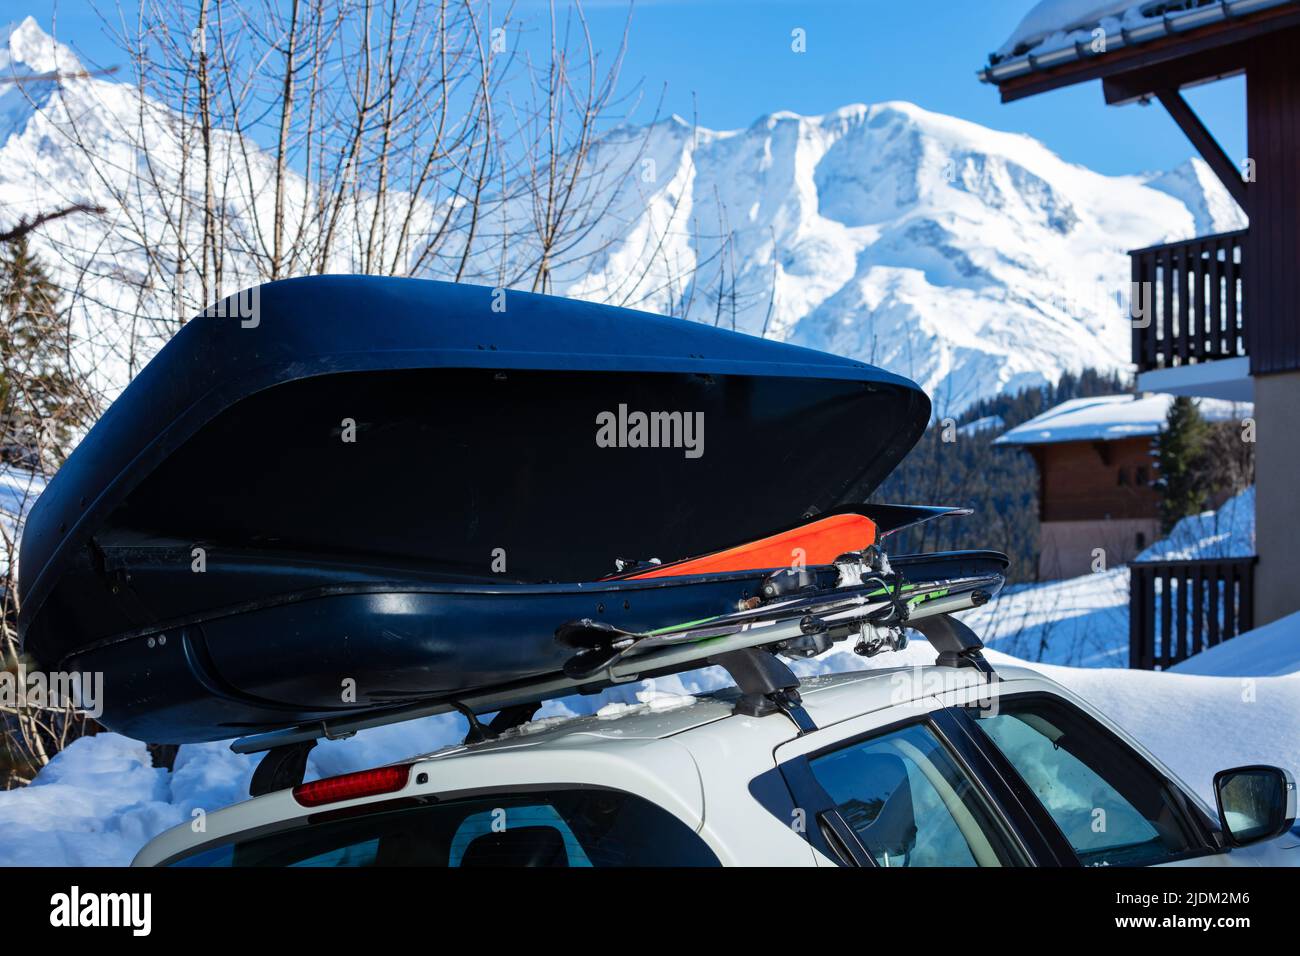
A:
[941, 689, 1228, 867]
[774, 703, 1074, 867]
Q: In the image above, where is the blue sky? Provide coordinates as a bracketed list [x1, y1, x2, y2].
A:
[22, 0, 1245, 177]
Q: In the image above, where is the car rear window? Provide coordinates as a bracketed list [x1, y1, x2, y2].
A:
[166, 788, 719, 867]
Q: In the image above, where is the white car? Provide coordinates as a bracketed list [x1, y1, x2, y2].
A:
[134, 663, 1298, 867]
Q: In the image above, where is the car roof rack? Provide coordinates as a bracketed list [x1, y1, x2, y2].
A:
[239, 591, 998, 797]
[237, 546, 1004, 795]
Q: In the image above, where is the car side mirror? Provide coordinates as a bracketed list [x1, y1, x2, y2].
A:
[1213, 765, 1297, 847]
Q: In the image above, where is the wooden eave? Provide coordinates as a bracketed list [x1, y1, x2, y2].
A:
[991, 3, 1300, 103]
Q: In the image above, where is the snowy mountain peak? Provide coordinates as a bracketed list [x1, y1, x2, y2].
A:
[1, 16, 81, 77]
[1144, 157, 1248, 237]
[563, 98, 1242, 410]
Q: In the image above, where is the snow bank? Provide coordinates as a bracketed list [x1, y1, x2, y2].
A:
[0, 673, 719, 866]
[0, 464, 46, 576]
[0, 736, 244, 866]
[1137, 485, 1254, 561]
[0, 721, 478, 866]
[1172, 607, 1300, 678]
[960, 566, 1132, 667]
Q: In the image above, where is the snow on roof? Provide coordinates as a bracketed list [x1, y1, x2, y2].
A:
[959, 414, 1006, 438]
[985, 0, 1300, 75]
[997, 0, 1141, 57]
[994, 393, 1250, 446]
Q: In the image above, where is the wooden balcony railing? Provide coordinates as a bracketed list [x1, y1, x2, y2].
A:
[1129, 229, 1247, 375]
[1128, 556, 1256, 670]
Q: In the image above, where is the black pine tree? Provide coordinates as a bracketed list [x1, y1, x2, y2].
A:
[1153, 396, 1211, 533]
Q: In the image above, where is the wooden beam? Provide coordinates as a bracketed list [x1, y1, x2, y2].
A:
[1155, 88, 1250, 211]
[1101, 41, 1246, 105]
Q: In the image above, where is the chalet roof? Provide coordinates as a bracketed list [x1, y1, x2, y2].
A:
[980, 0, 1300, 86]
[994, 392, 1249, 446]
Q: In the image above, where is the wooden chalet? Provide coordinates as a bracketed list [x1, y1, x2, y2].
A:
[996, 395, 1167, 579]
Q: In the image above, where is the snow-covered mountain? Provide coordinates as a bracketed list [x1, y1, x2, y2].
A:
[564, 106, 1246, 412]
[0, 16, 1246, 414]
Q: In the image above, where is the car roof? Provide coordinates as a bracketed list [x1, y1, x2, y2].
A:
[132, 662, 1063, 865]
[407, 663, 1051, 763]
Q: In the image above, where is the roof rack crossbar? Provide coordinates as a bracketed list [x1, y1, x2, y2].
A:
[711, 647, 817, 733]
[908, 613, 996, 677]
[230, 582, 998, 758]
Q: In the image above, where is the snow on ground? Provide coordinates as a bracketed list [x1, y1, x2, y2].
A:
[0, 464, 46, 576]
[960, 566, 1132, 666]
[0, 490, 1264, 867]
[0, 462, 1285, 865]
[1138, 485, 1254, 561]
[1172, 608, 1300, 677]
[0, 676, 719, 866]
[5, 625, 1296, 865]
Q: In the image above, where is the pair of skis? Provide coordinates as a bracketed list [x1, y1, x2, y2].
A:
[605, 505, 971, 580]
[556, 567, 994, 680]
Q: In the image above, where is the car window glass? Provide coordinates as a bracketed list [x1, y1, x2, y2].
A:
[809, 722, 1024, 867]
[974, 699, 1198, 866]
[288, 839, 380, 867]
[449, 805, 592, 867]
[167, 789, 718, 867]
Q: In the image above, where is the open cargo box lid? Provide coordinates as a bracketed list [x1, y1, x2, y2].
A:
[18, 276, 929, 668]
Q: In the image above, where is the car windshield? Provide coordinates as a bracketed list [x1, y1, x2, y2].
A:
[166, 788, 720, 867]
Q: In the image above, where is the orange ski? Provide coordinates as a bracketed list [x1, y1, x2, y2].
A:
[619, 513, 877, 580]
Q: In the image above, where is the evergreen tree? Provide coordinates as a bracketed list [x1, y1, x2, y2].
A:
[0, 236, 93, 469]
[1154, 396, 1211, 533]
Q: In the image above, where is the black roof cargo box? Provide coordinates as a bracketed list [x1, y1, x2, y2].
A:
[18, 277, 930, 742]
